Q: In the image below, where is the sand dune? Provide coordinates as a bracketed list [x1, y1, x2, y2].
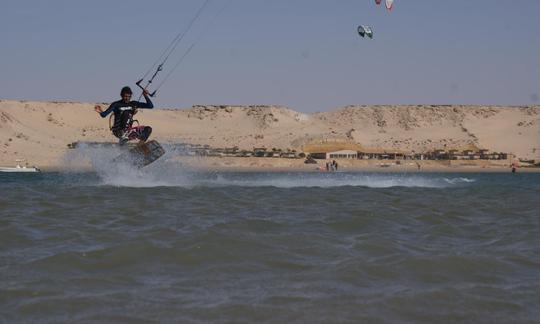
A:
[1, 100, 539, 169]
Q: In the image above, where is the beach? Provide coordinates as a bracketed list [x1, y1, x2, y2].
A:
[1, 100, 539, 172]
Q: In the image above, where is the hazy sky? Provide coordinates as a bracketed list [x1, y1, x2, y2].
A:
[1, 0, 539, 112]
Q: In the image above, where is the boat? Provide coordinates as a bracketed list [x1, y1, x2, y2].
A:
[0, 160, 41, 173]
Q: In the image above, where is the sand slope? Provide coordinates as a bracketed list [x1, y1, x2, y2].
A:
[1, 100, 539, 169]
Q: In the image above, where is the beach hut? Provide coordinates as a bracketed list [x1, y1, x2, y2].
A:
[253, 147, 267, 157]
[479, 149, 491, 159]
[224, 147, 239, 156]
[403, 152, 416, 160]
[240, 151, 253, 157]
[328, 150, 358, 159]
[387, 150, 410, 160]
[463, 150, 475, 157]
[433, 149, 448, 160]
[358, 148, 381, 160]
[280, 152, 298, 159]
[500, 153, 511, 160]
[448, 149, 464, 160]
[487, 153, 500, 160]
[302, 141, 363, 160]
[458, 143, 481, 159]
[357, 148, 409, 160]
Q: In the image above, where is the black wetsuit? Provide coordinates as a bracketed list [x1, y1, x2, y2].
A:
[100, 96, 154, 140]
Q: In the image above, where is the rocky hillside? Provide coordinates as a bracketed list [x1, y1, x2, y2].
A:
[1, 100, 539, 167]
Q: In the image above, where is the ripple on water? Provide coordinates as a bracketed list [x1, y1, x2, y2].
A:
[1, 172, 539, 322]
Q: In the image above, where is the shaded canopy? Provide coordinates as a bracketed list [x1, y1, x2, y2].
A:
[303, 141, 364, 153]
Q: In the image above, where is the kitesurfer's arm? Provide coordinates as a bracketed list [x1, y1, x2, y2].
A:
[96, 102, 116, 118]
[134, 89, 154, 109]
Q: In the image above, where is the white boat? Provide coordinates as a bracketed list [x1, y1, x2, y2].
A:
[0, 160, 41, 173]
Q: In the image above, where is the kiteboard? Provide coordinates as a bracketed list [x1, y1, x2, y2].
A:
[113, 140, 165, 168]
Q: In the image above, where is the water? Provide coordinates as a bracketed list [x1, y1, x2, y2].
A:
[1, 169, 539, 323]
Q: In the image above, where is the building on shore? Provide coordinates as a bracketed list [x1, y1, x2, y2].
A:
[302, 141, 363, 160]
[358, 149, 412, 160]
[66, 140, 514, 162]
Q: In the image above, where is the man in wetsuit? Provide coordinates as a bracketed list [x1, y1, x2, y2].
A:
[94, 86, 154, 145]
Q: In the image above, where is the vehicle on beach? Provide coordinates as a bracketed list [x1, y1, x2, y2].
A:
[0, 159, 40, 173]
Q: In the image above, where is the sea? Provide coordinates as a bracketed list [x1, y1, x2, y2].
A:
[1, 162, 539, 322]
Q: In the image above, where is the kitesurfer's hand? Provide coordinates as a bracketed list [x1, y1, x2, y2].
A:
[142, 89, 150, 97]
[94, 105, 103, 113]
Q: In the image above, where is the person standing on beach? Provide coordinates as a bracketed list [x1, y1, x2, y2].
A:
[94, 86, 154, 145]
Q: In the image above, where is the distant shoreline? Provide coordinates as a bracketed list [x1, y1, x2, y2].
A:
[180, 157, 540, 173]
[2, 100, 539, 171]
[30, 156, 540, 173]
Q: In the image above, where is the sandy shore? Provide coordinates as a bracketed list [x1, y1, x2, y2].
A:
[39, 155, 538, 173]
[1, 100, 539, 172]
[175, 157, 538, 173]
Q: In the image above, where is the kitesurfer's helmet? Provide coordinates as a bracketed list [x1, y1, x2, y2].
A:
[120, 86, 133, 97]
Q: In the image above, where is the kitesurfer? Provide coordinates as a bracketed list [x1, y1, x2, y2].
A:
[94, 86, 154, 145]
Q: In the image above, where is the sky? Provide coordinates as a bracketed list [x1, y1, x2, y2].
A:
[1, 0, 539, 112]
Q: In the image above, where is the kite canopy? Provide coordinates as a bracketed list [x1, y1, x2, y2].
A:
[385, 0, 394, 10]
[375, 0, 382, 4]
[357, 25, 374, 39]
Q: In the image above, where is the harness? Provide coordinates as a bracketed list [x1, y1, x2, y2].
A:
[109, 108, 139, 138]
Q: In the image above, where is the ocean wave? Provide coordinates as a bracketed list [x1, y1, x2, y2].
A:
[443, 177, 476, 184]
[93, 172, 476, 189]
[204, 174, 464, 189]
[60, 146, 477, 189]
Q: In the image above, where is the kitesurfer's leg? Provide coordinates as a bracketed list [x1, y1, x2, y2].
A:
[128, 126, 152, 143]
[113, 129, 129, 146]
[119, 137, 129, 145]
[118, 132, 130, 145]
[139, 126, 152, 142]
